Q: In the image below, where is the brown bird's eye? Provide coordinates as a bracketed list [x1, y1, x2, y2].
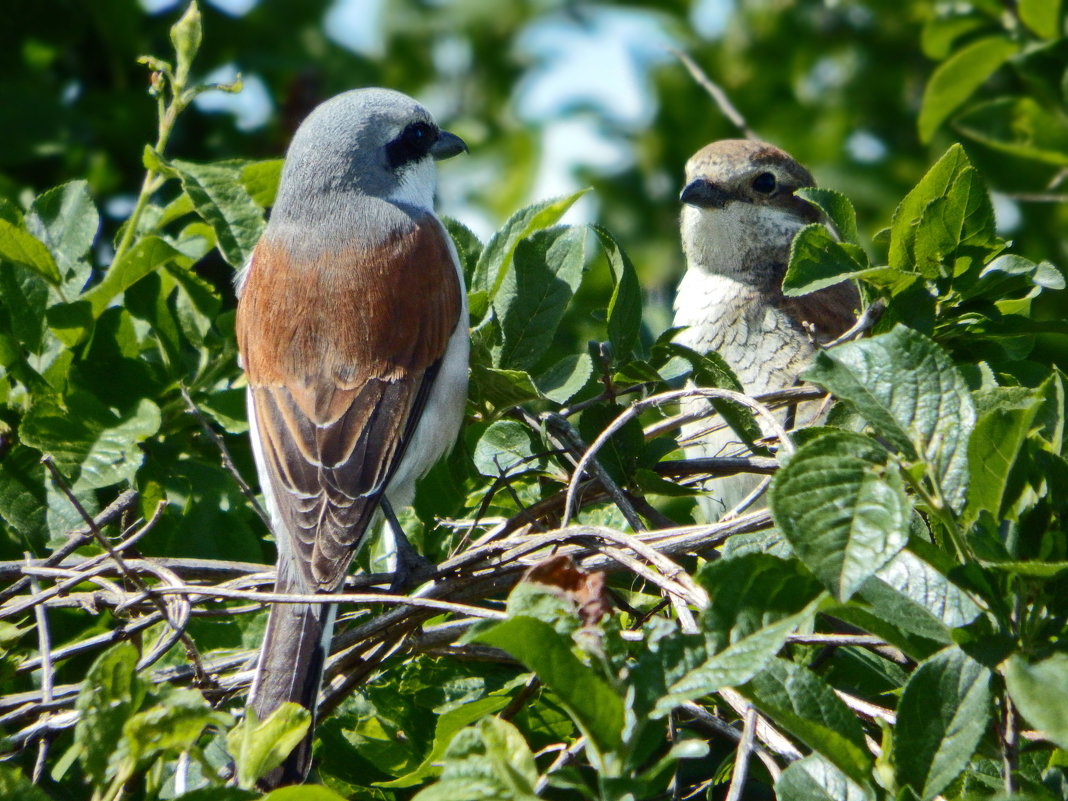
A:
[752, 172, 777, 194]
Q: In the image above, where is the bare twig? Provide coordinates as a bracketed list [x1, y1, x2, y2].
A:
[725, 704, 758, 801]
[825, 299, 885, 347]
[670, 48, 756, 140]
[563, 387, 794, 526]
[0, 489, 139, 605]
[26, 560, 52, 783]
[40, 457, 207, 683]
[180, 385, 270, 529]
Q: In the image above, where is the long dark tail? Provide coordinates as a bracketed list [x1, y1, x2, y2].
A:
[248, 558, 336, 789]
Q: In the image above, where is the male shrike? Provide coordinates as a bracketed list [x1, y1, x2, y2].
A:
[236, 88, 469, 785]
[674, 139, 858, 518]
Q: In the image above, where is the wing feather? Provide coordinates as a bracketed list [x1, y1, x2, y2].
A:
[237, 214, 462, 591]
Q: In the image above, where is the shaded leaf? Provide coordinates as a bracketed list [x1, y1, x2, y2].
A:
[805, 325, 975, 513]
[591, 225, 642, 359]
[741, 658, 872, 786]
[894, 645, 991, 800]
[771, 430, 910, 600]
[74, 643, 145, 786]
[226, 703, 311, 790]
[955, 97, 1068, 166]
[1003, 652, 1068, 749]
[918, 35, 1018, 142]
[171, 158, 265, 267]
[494, 225, 586, 370]
[469, 190, 587, 318]
[783, 223, 868, 296]
[472, 615, 624, 766]
[796, 187, 860, 244]
[776, 754, 875, 801]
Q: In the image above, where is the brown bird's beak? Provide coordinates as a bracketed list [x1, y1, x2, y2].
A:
[680, 178, 731, 209]
[431, 130, 468, 160]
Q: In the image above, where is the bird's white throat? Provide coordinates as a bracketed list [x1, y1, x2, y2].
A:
[386, 158, 438, 211]
[681, 202, 807, 279]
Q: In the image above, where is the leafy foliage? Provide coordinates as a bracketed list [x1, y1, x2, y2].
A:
[2, 2, 1068, 801]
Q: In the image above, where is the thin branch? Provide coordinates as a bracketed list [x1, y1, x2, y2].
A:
[180, 385, 270, 529]
[670, 48, 756, 139]
[563, 387, 793, 526]
[40, 457, 207, 683]
[825, 299, 885, 347]
[0, 489, 139, 604]
[26, 560, 52, 784]
[725, 704, 758, 801]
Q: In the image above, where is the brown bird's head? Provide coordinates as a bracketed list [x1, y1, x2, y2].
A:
[679, 139, 820, 281]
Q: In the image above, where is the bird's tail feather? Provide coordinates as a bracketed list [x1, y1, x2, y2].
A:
[248, 557, 336, 788]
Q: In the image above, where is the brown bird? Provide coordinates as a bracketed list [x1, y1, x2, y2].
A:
[673, 139, 859, 518]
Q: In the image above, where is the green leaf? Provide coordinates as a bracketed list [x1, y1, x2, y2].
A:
[261, 786, 350, 801]
[1003, 653, 1068, 749]
[536, 352, 593, 403]
[20, 395, 162, 490]
[0, 766, 53, 801]
[119, 686, 230, 770]
[859, 547, 981, 640]
[441, 215, 483, 284]
[469, 364, 544, 411]
[653, 599, 821, 717]
[796, 187, 860, 244]
[591, 225, 642, 359]
[379, 696, 511, 788]
[74, 642, 146, 786]
[966, 386, 1043, 525]
[171, 158, 265, 267]
[411, 717, 540, 801]
[805, 326, 975, 513]
[783, 223, 868, 296]
[741, 658, 872, 786]
[469, 190, 587, 318]
[473, 419, 539, 477]
[697, 554, 824, 645]
[888, 144, 997, 277]
[226, 703, 312, 790]
[25, 180, 99, 282]
[493, 225, 586, 370]
[81, 235, 191, 317]
[0, 217, 61, 284]
[771, 430, 910, 600]
[918, 35, 1018, 143]
[0, 262, 48, 353]
[240, 158, 283, 208]
[955, 97, 1068, 166]
[1019, 0, 1062, 38]
[776, 754, 875, 801]
[472, 616, 624, 767]
[921, 11, 990, 60]
[894, 645, 991, 800]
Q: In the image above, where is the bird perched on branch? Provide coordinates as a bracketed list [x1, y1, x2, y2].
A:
[236, 88, 469, 787]
[673, 139, 859, 518]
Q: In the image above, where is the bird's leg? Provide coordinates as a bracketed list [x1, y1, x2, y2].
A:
[379, 496, 436, 593]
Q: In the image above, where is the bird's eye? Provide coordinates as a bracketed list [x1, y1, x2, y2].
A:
[406, 122, 433, 144]
[752, 172, 777, 194]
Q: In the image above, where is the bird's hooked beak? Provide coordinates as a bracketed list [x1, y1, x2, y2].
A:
[680, 178, 731, 209]
[431, 130, 468, 161]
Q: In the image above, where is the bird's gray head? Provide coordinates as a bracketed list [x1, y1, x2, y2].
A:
[679, 139, 819, 279]
[272, 88, 467, 225]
